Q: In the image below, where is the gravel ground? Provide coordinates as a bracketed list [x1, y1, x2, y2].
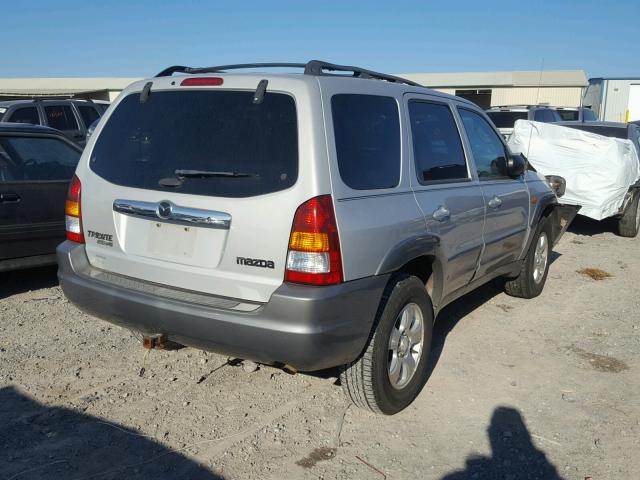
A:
[1, 217, 639, 480]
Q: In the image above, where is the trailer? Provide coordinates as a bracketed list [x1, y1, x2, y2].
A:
[583, 78, 640, 123]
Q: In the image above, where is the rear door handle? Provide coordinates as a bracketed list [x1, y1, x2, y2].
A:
[432, 206, 451, 222]
[488, 196, 503, 209]
[0, 193, 20, 203]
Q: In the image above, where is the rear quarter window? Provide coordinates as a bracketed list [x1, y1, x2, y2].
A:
[89, 90, 298, 198]
[331, 94, 400, 190]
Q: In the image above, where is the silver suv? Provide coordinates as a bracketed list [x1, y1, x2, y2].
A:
[58, 61, 573, 414]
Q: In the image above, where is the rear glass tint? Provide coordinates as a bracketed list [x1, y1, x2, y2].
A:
[557, 110, 579, 121]
[90, 90, 298, 198]
[486, 111, 527, 129]
[44, 105, 79, 131]
[332, 94, 400, 190]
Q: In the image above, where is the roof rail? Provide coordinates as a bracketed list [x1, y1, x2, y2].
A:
[155, 60, 422, 87]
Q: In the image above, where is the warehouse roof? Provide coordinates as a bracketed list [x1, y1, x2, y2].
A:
[0, 77, 141, 96]
[398, 70, 588, 88]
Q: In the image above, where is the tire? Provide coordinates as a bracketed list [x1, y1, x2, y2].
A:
[504, 216, 552, 299]
[340, 274, 433, 415]
[617, 191, 640, 238]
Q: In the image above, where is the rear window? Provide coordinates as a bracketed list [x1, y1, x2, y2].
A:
[557, 110, 579, 121]
[90, 90, 298, 198]
[332, 94, 400, 190]
[486, 111, 527, 129]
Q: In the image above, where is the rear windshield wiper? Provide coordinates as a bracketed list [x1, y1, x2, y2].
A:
[174, 169, 257, 178]
[158, 170, 258, 188]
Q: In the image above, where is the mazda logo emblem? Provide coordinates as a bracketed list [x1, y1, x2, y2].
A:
[157, 201, 173, 219]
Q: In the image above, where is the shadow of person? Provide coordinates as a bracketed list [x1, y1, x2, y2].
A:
[441, 406, 564, 480]
[0, 386, 223, 480]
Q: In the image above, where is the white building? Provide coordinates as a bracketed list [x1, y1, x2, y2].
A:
[399, 70, 588, 109]
[582, 78, 640, 123]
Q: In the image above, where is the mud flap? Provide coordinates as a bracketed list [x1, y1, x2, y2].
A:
[550, 204, 581, 246]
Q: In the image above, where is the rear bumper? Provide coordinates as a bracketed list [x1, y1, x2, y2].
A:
[57, 241, 388, 371]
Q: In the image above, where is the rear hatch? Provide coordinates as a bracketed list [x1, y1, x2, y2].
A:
[79, 77, 320, 304]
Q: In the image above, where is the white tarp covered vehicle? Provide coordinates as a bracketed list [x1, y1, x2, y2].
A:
[508, 120, 640, 236]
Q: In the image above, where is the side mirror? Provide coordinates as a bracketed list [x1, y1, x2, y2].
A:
[506, 153, 526, 177]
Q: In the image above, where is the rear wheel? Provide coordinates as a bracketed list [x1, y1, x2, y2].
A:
[340, 274, 433, 415]
[504, 216, 552, 299]
[617, 191, 640, 238]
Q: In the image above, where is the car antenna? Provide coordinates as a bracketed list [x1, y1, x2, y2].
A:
[526, 58, 545, 159]
[579, 82, 586, 124]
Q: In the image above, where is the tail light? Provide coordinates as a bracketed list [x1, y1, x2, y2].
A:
[65, 175, 84, 243]
[285, 195, 343, 285]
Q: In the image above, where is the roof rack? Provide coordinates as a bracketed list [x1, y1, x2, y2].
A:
[155, 60, 422, 87]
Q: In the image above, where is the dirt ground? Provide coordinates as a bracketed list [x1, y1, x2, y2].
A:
[1, 216, 639, 480]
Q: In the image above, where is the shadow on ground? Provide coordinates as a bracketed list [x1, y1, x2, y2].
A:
[427, 280, 503, 378]
[568, 215, 616, 236]
[0, 386, 223, 480]
[0, 265, 58, 300]
[441, 406, 564, 480]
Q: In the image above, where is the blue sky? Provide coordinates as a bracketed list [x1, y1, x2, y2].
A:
[3, 0, 638, 78]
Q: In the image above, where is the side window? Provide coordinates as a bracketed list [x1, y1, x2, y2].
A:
[0, 142, 16, 181]
[0, 136, 80, 181]
[534, 109, 556, 123]
[583, 109, 597, 121]
[9, 107, 40, 125]
[77, 105, 101, 129]
[458, 108, 510, 180]
[409, 101, 468, 183]
[44, 105, 79, 131]
[332, 94, 400, 190]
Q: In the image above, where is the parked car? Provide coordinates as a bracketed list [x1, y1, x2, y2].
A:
[0, 123, 82, 271]
[0, 99, 107, 147]
[57, 61, 574, 414]
[509, 120, 640, 237]
[551, 107, 598, 122]
[486, 105, 563, 138]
